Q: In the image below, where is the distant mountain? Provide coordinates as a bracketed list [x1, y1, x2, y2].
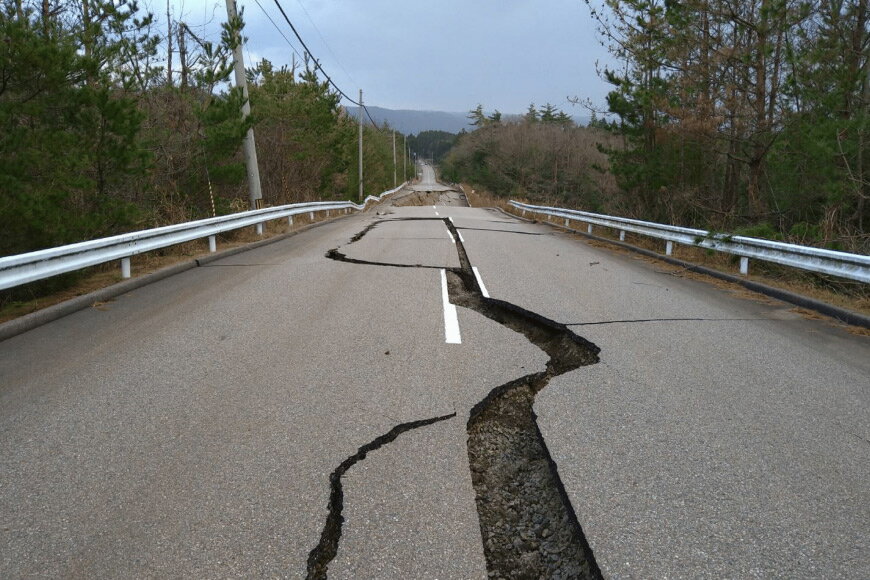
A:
[343, 106, 592, 135]
[344, 106, 474, 135]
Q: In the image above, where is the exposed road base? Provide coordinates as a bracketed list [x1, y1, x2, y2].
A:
[444, 217, 602, 579]
[326, 216, 603, 578]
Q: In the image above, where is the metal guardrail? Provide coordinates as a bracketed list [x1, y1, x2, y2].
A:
[0, 184, 407, 291]
[509, 201, 870, 283]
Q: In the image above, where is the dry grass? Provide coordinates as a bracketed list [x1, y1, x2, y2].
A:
[846, 325, 870, 337]
[0, 209, 349, 325]
[463, 185, 513, 211]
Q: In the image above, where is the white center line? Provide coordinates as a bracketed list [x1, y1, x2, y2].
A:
[458, 231, 465, 243]
[435, 211, 440, 216]
[440, 269, 462, 344]
[472, 266, 490, 298]
[445, 223, 456, 244]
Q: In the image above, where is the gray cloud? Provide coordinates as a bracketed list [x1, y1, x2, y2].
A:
[169, 0, 615, 114]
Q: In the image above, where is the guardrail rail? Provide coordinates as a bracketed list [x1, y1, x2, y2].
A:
[509, 201, 870, 283]
[0, 183, 407, 291]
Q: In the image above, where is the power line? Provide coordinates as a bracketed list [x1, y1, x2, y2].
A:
[292, 0, 357, 87]
[267, 0, 379, 126]
[268, 0, 352, 100]
[252, 0, 304, 63]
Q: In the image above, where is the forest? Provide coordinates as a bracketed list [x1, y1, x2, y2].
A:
[2, 0, 867, 266]
[405, 131, 458, 164]
[443, 0, 869, 253]
[0, 0, 410, 261]
[441, 104, 621, 210]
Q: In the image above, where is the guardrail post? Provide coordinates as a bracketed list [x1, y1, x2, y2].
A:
[619, 230, 626, 241]
[564, 218, 569, 227]
[208, 235, 217, 253]
[522, 209, 526, 217]
[309, 212, 315, 220]
[256, 223, 264, 236]
[326, 210, 330, 217]
[666, 241, 674, 256]
[740, 257, 749, 275]
[587, 224, 593, 234]
[121, 257, 131, 279]
[288, 215, 294, 226]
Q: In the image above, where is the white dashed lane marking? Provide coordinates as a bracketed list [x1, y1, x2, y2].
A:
[440, 269, 462, 344]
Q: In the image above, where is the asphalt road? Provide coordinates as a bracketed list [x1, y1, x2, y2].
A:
[1, 177, 867, 578]
[408, 164, 454, 193]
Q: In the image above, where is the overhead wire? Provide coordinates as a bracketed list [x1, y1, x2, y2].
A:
[266, 0, 379, 126]
[252, 0, 305, 63]
[292, 0, 357, 87]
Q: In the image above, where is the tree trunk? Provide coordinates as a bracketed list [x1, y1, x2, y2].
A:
[41, 0, 50, 35]
[178, 25, 188, 89]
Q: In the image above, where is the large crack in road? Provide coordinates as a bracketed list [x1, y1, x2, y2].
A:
[320, 215, 603, 579]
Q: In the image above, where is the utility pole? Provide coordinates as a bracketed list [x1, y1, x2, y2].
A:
[358, 89, 364, 202]
[225, 0, 263, 210]
[166, 0, 172, 86]
[392, 131, 397, 188]
[403, 135, 407, 182]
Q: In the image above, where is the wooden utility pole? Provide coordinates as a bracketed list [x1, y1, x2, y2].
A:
[358, 89, 364, 202]
[166, 0, 172, 85]
[392, 131, 397, 187]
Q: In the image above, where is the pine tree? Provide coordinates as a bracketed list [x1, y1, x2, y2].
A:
[524, 103, 539, 123]
[468, 104, 487, 127]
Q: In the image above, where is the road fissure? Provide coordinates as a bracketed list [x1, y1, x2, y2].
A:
[442, 218, 603, 579]
[305, 413, 456, 580]
[325, 216, 604, 578]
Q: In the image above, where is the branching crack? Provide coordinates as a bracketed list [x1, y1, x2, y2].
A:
[442, 218, 603, 579]
[455, 226, 551, 236]
[325, 248, 438, 269]
[322, 216, 604, 579]
[349, 221, 382, 243]
[568, 317, 762, 326]
[305, 412, 456, 580]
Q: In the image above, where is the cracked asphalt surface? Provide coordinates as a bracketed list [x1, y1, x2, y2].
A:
[1, 170, 868, 578]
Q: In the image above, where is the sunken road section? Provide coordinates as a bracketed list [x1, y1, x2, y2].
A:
[320, 216, 603, 579]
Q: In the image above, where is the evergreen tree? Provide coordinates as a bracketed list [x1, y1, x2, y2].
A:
[468, 104, 487, 127]
[524, 103, 539, 123]
[0, 0, 159, 254]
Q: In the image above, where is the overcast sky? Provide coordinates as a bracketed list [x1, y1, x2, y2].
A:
[163, 0, 616, 115]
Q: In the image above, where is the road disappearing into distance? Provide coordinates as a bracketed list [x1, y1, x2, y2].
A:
[1, 165, 868, 578]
